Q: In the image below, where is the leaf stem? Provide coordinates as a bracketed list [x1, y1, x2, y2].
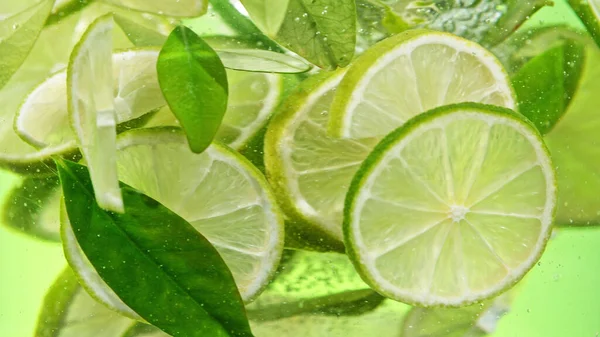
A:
[208, 0, 284, 53]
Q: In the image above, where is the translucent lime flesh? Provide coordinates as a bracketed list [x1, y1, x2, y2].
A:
[346, 105, 555, 306]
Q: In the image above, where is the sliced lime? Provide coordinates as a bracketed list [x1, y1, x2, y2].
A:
[62, 127, 284, 316]
[68, 14, 122, 212]
[344, 103, 555, 306]
[146, 69, 282, 150]
[16, 48, 165, 151]
[329, 29, 515, 139]
[264, 71, 378, 247]
[34, 268, 136, 337]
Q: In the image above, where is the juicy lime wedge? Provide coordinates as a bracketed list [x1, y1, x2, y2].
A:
[68, 14, 120, 212]
[16, 48, 165, 151]
[329, 29, 515, 139]
[264, 71, 378, 247]
[344, 103, 556, 306]
[35, 268, 136, 337]
[146, 69, 282, 150]
[62, 127, 284, 313]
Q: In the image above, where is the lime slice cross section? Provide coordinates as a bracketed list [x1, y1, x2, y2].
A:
[344, 103, 556, 306]
[329, 29, 515, 139]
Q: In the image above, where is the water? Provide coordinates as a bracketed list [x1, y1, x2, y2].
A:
[2, 1, 600, 336]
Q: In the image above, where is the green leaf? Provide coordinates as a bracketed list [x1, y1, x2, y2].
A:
[216, 49, 311, 73]
[483, 0, 551, 46]
[114, 15, 168, 47]
[239, 0, 290, 36]
[103, 0, 208, 17]
[512, 45, 566, 134]
[273, 0, 357, 69]
[157, 26, 228, 153]
[2, 175, 61, 242]
[0, 0, 53, 91]
[57, 160, 254, 337]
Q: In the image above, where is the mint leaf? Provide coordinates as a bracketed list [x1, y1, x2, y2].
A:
[157, 26, 228, 153]
[114, 15, 168, 47]
[270, 0, 356, 69]
[0, 0, 53, 91]
[57, 160, 254, 337]
[216, 49, 311, 73]
[239, 0, 290, 36]
[104, 0, 208, 17]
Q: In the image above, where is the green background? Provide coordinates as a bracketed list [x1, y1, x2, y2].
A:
[1, 1, 600, 336]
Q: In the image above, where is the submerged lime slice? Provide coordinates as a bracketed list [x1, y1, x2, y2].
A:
[329, 29, 515, 139]
[264, 72, 378, 248]
[34, 268, 137, 337]
[62, 127, 284, 317]
[344, 103, 555, 306]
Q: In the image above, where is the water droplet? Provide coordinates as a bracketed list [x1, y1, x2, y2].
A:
[294, 17, 300, 22]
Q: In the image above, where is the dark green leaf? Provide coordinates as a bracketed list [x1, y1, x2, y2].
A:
[114, 15, 168, 47]
[273, 0, 357, 69]
[216, 49, 311, 73]
[512, 41, 587, 134]
[2, 175, 61, 242]
[0, 0, 54, 91]
[57, 160, 253, 337]
[157, 26, 228, 153]
[568, 0, 600, 48]
[512, 45, 566, 134]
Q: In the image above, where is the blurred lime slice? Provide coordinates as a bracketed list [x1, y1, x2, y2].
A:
[344, 103, 555, 306]
[401, 291, 515, 337]
[61, 127, 284, 318]
[329, 29, 515, 139]
[104, 0, 207, 17]
[16, 48, 165, 151]
[147, 69, 282, 150]
[35, 268, 137, 337]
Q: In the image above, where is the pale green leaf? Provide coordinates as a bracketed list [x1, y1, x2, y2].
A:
[239, 0, 290, 36]
[0, 0, 54, 90]
[216, 48, 310, 73]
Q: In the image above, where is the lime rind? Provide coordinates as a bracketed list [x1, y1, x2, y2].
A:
[344, 103, 556, 307]
[329, 29, 516, 139]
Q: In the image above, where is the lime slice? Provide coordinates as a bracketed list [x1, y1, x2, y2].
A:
[568, 0, 600, 47]
[62, 127, 284, 313]
[68, 15, 123, 212]
[16, 48, 165, 151]
[264, 71, 378, 248]
[329, 29, 515, 139]
[146, 69, 282, 150]
[2, 175, 62, 242]
[35, 268, 137, 337]
[344, 103, 556, 306]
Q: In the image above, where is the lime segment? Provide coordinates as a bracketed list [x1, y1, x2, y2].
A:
[344, 103, 555, 306]
[329, 29, 515, 139]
